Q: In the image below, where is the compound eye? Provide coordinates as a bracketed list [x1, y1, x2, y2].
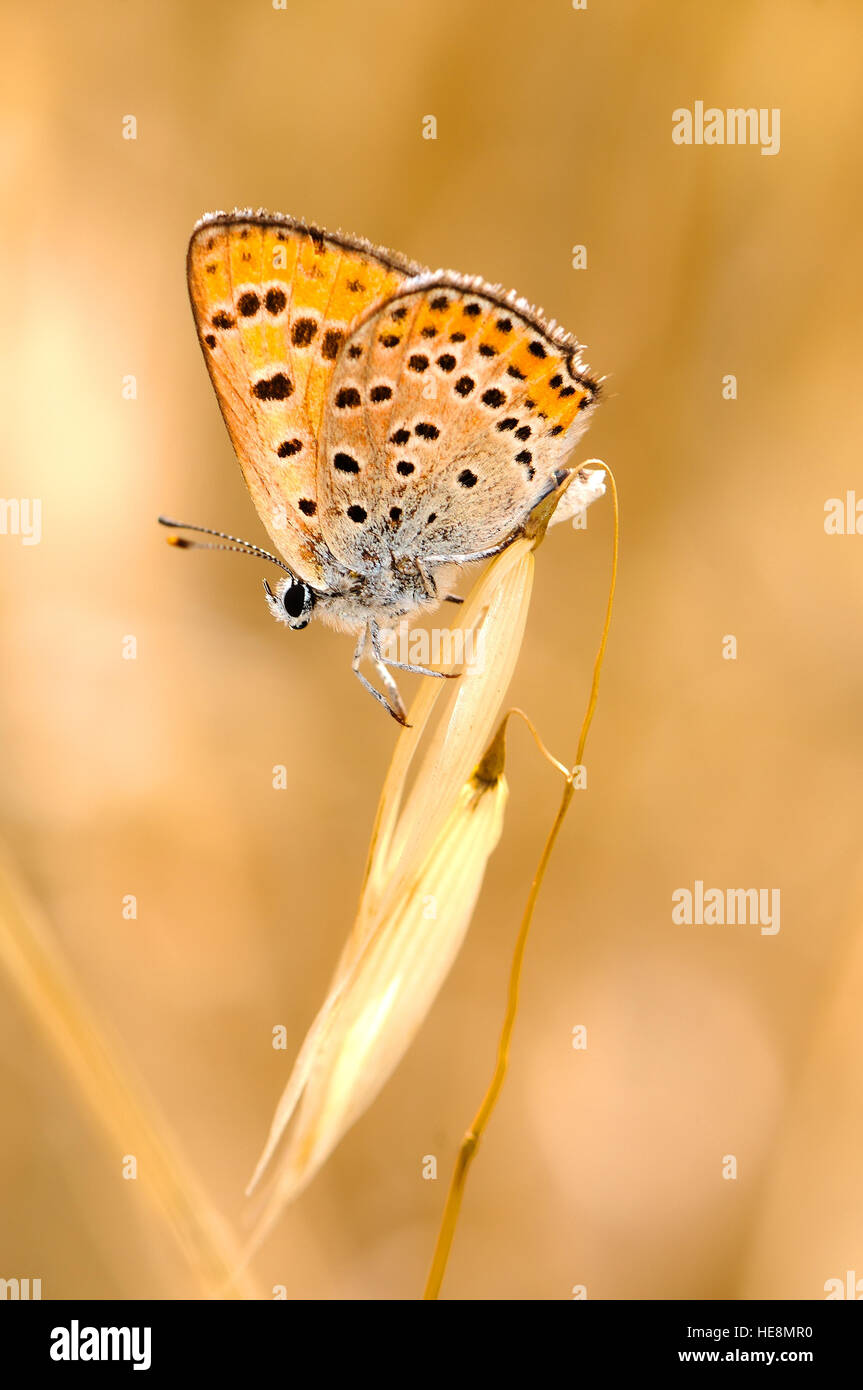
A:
[283, 581, 308, 619]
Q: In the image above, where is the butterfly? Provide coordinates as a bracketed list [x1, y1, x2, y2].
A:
[161, 209, 601, 723]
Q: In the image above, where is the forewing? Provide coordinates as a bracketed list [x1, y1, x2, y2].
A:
[187, 210, 420, 583]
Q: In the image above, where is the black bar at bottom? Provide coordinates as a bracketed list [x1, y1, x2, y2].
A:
[3, 1298, 859, 1374]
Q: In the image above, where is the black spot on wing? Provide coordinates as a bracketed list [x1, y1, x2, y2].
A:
[253, 372, 293, 401]
[265, 288, 287, 314]
[292, 317, 317, 346]
[321, 329, 344, 360]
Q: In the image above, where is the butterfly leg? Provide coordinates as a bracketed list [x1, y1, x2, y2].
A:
[373, 657, 412, 723]
[416, 560, 438, 601]
[369, 620, 459, 681]
[352, 627, 409, 726]
[419, 560, 463, 604]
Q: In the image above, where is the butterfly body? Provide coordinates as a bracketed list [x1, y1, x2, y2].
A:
[179, 209, 601, 720]
[265, 554, 443, 635]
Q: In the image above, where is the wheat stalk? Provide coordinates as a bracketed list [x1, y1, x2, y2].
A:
[243, 466, 610, 1264]
[0, 847, 260, 1299]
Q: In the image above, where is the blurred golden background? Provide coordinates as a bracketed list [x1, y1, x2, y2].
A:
[2, 0, 862, 1299]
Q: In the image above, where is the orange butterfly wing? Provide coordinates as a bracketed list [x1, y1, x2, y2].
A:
[187, 210, 421, 584]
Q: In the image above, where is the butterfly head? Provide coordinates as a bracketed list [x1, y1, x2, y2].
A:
[158, 516, 320, 631]
[264, 575, 316, 631]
